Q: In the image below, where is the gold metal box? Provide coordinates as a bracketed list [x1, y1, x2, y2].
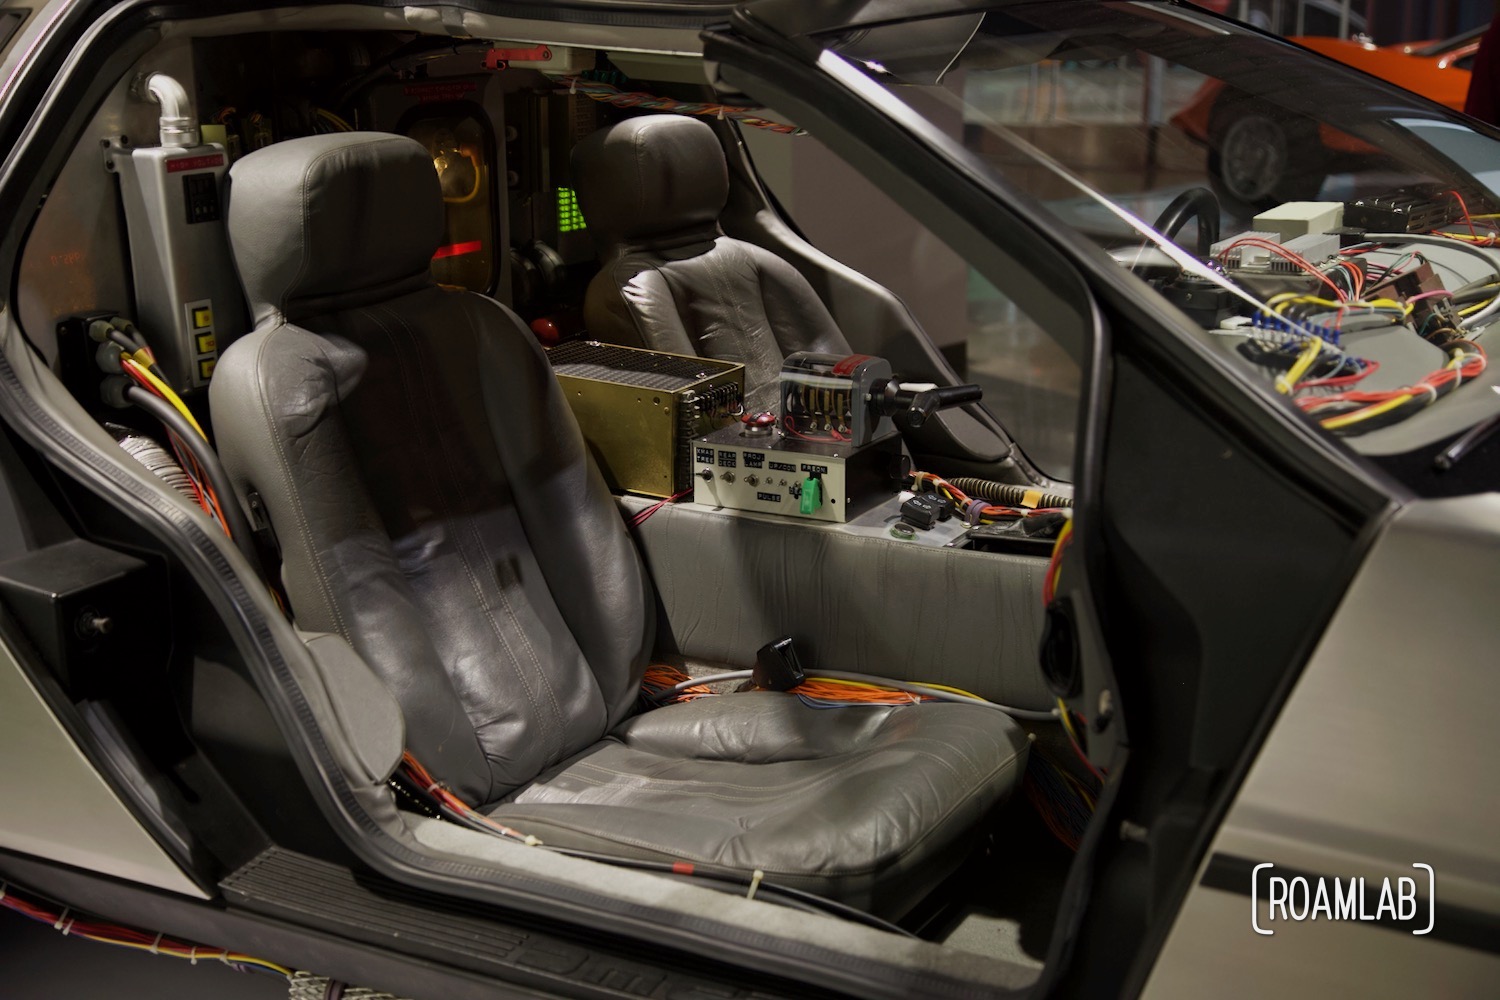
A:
[546, 341, 745, 498]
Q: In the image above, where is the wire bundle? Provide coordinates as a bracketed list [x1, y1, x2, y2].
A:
[396, 752, 541, 845]
[909, 471, 1068, 525]
[1023, 746, 1097, 852]
[1041, 518, 1073, 606]
[782, 412, 848, 443]
[627, 488, 691, 529]
[1423, 190, 1498, 246]
[120, 356, 230, 529]
[559, 75, 805, 134]
[1222, 232, 1498, 425]
[640, 663, 931, 709]
[0, 882, 290, 979]
[792, 676, 929, 709]
[312, 108, 354, 133]
[640, 664, 719, 702]
[1217, 237, 1352, 303]
[1057, 696, 1105, 782]
[1298, 341, 1487, 434]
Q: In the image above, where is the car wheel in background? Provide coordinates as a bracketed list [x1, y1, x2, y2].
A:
[1208, 96, 1327, 213]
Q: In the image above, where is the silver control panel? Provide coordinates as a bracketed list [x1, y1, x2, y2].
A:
[112, 142, 244, 391]
[690, 425, 901, 523]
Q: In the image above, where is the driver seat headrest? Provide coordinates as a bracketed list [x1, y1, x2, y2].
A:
[225, 132, 444, 326]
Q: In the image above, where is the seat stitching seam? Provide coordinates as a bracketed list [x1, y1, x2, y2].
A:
[451, 299, 571, 748]
[496, 749, 1024, 878]
[369, 302, 557, 756]
[561, 751, 885, 797]
[361, 303, 543, 794]
[253, 328, 348, 639]
[559, 725, 997, 794]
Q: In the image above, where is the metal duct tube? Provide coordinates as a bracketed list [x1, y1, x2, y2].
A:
[134, 72, 198, 148]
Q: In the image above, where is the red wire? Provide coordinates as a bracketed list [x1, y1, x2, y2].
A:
[1446, 189, 1479, 240]
[1298, 346, 1485, 411]
[630, 488, 691, 528]
[1217, 238, 1347, 301]
[1298, 358, 1380, 390]
[781, 414, 845, 443]
[1060, 708, 1105, 782]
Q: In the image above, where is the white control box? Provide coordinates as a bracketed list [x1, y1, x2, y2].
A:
[690, 425, 902, 523]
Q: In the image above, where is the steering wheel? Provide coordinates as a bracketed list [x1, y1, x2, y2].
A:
[1151, 187, 1222, 258]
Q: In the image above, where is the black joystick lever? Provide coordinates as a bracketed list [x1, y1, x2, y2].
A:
[869, 378, 984, 429]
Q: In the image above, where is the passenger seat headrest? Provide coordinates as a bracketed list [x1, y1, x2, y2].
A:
[571, 115, 728, 248]
[226, 132, 444, 325]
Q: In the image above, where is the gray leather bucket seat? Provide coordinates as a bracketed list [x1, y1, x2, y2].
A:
[573, 115, 850, 412]
[211, 132, 1029, 916]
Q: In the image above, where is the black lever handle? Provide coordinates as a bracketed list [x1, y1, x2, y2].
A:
[871, 380, 984, 429]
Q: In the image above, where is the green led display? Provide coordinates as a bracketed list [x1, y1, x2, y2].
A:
[557, 187, 587, 232]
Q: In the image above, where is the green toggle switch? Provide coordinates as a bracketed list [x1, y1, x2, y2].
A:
[799, 475, 822, 514]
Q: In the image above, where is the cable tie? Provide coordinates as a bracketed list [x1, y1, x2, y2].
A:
[61, 916, 75, 936]
[569, 78, 577, 95]
[151, 932, 163, 955]
[190, 946, 198, 964]
[523, 835, 543, 847]
[218, 949, 232, 966]
[746, 869, 764, 901]
[53, 907, 70, 931]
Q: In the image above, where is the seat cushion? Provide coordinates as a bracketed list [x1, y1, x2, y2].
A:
[489, 693, 1029, 916]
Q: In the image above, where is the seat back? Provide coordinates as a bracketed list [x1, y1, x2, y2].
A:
[572, 115, 850, 411]
[212, 133, 654, 805]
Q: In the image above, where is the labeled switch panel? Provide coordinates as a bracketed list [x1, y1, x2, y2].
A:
[691, 424, 902, 524]
[184, 298, 219, 384]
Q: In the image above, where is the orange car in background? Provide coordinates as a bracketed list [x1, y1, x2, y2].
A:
[1174, 26, 1484, 209]
[1297, 26, 1482, 110]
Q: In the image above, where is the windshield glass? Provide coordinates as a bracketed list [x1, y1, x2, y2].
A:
[815, 1, 1500, 463]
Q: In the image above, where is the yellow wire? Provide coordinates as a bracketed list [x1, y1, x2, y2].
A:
[1320, 393, 1413, 429]
[907, 680, 986, 700]
[1276, 340, 1322, 394]
[121, 359, 207, 441]
[1269, 295, 1406, 314]
[1271, 295, 1343, 312]
[68, 932, 292, 977]
[1056, 696, 1080, 743]
[810, 677, 888, 691]
[315, 108, 353, 131]
[1059, 769, 1097, 807]
[1047, 519, 1073, 599]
